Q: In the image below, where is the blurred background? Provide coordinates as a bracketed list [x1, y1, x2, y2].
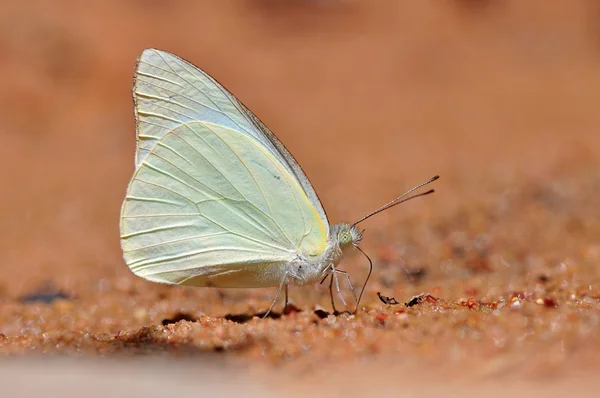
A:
[1, 2, 600, 393]
[0, 0, 598, 302]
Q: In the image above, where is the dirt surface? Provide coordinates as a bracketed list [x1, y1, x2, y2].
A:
[1, 1, 599, 395]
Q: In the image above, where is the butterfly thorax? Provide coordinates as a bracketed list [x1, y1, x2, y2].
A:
[286, 223, 362, 286]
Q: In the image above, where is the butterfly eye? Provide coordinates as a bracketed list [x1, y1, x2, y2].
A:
[338, 230, 351, 245]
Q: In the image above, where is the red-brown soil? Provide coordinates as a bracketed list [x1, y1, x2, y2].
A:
[0, 1, 599, 395]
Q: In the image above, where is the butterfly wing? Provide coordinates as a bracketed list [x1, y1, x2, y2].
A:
[133, 48, 328, 225]
[121, 49, 328, 287]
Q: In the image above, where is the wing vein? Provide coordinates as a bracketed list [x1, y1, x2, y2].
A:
[125, 195, 182, 206]
[193, 205, 291, 254]
[156, 51, 255, 135]
[130, 246, 284, 270]
[149, 140, 290, 247]
[136, 70, 185, 87]
[123, 231, 230, 252]
[136, 77, 226, 117]
[133, 178, 198, 206]
[201, 123, 273, 214]
[177, 124, 294, 245]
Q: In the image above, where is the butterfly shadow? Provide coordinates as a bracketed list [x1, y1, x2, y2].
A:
[223, 306, 344, 324]
[160, 309, 288, 325]
[106, 308, 339, 356]
[223, 311, 282, 323]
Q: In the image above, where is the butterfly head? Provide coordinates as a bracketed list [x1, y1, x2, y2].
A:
[334, 223, 363, 248]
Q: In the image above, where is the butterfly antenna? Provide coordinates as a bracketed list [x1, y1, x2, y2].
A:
[352, 175, 439, 226]
[354, 246, 373, 313]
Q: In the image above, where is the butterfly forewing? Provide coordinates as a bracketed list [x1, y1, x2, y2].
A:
[133, 49, 329, 227]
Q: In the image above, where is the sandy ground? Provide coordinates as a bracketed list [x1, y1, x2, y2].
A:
[0, 1, 599, 395]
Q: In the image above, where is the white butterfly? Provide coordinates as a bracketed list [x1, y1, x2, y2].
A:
[120, 49, 437, 315]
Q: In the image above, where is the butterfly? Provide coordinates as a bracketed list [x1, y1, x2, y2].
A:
[120, 49, 438, 316]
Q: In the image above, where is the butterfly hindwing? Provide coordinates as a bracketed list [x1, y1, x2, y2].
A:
[121, 120, 327, 287]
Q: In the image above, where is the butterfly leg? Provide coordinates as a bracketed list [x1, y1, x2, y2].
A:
[331, 265, 353, 314]
[264, 272, 288, 318]
[331, 269, 358, 311]
[321, 266, 337, 312]
[283, 284, 289, 314]
[328, 273, 338, 314]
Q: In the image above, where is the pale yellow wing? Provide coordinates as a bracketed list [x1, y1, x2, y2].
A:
[120, 121, 327, 287]
[133, 48, 329, 226]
